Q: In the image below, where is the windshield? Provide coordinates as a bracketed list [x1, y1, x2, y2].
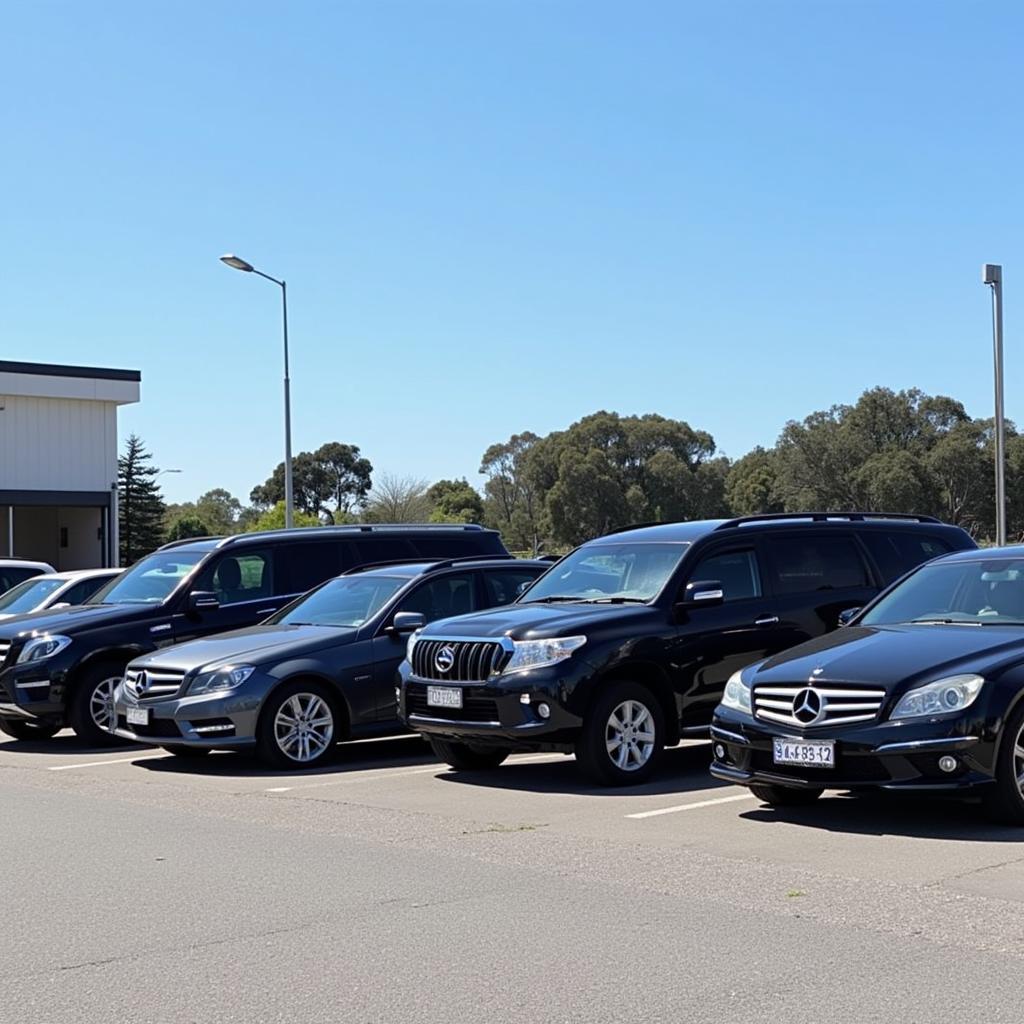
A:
[862, 558, 1024, 627]
[520, 542, 688, 604]
[273, 575, 408, 627]
[0, 576, 64, 614]
[91, 550, 207, 605]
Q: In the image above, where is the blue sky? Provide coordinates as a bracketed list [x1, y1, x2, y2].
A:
[2, 1, 1021, 505]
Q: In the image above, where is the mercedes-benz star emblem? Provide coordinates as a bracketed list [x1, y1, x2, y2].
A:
[792, 687, 824, 725]
[134, 672, 149, 697]
[435, 646, 456, 674]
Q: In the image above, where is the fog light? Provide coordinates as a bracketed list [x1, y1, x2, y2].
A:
[938, 755, 958, 773]
[519, 693, 531, 704]
[537, 702, 551, 719]
[714, 743, 726, 760]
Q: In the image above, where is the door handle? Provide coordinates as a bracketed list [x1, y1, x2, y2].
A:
[754, 615, 779, 627]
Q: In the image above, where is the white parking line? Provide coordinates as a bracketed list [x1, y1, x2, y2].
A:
[626, 792, 756, 818]
[265, 753, 566, 793]
[48, 754, 165, 772]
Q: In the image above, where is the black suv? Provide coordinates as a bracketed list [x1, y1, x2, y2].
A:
[111, 556, 547, 767]
[0, 524, 508, 745]
[397, 513, 975, 785]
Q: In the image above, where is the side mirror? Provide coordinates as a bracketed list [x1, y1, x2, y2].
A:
[516, 581, 532, 596]
[387, 611, 425, 637]
[187, 590, 220, 615]
[51, 602, 71, 610]
[838, 607, 861, 627]
[683, 580, 725, 607]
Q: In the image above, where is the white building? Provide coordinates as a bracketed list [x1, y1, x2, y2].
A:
[0, 360, 141, 568]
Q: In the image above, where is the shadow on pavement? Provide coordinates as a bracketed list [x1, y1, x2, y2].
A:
[133, 734, 435, 779]
[436, 741, 722, 798]
[740, 789, 1024, 842]
[0, 734, 147, 756]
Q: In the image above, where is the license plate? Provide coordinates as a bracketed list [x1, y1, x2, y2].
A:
[773, 737, 834, 767]
[126, 707, 150, 727]
[426, 686, 463, 709]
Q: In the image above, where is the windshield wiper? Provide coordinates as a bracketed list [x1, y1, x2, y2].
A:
[908, 618, 982, 626]
[585, 597, 647, 604]
[523, 596, 588, 604]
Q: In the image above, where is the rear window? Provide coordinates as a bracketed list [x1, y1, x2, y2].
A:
[861, 532, 953, 585]
[767, 534, 870, 594]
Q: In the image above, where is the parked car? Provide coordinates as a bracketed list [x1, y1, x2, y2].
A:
[111, 556, 547, 766]
[0, 568, 122, 621]
[398, 513, 976, 785]
[710, 544, 1024, 823]
[0, 559, 55, 595]
[0, 524, 508, 744]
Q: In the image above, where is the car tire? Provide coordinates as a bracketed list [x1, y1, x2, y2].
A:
[574, 680, 665, 786]
[67, 663, 125, 746]
[256, 681, 341, 769]
[0, 717, 61, 741]
[428, 737, 510, 770]
[159, 745, 212, 759]
[749, 782, 824, 806]
[981, 702, 1024, 826]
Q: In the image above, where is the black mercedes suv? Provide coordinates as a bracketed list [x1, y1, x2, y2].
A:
[0, 524, 508, 745]
[397, 513, 975, 785]
[711, 545, 1024, 824]
[111, 556, 547, 767]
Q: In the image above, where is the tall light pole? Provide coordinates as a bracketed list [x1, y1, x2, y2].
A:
[220, 254, 294, 529]
[983, 263, 1007, 546]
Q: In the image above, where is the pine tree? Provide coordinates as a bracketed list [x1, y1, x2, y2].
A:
[118, 434, 167, 565]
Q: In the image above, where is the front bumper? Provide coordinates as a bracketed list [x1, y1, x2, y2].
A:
[398, 663, 583, 751]
[111, 682, 264, 750]
[710, 707, 999, 793]
[0, 657, 72, 724]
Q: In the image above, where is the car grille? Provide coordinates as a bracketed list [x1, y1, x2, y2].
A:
[0, 642, 10, 669]
[124, 668, 186, 701]
[753, 683, 886, 729]
[405, 683, 501, 723]
[410, 639, 508, 682]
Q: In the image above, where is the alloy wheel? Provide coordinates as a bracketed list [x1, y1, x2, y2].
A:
[273, 693, 335, 763]
[605, 699, 656, 772]
[90, 676, 120, 732]
[1015, 721, 1024, 798]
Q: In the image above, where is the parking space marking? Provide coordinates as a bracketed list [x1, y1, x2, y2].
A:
[625, 792, 756, 818]
[47, 754, 166, 772]
[264, 753, 567, 793]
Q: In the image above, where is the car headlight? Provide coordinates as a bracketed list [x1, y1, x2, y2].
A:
[720, 668, 753, 714]
[187, 665, 256, 696]
[406, 630, 421, 663]
[502, 636, 586, 674]
[890, 674, 985, 720]
[17, 635, 72, 665]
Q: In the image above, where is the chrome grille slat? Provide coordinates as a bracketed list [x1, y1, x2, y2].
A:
[753, 682, 885, 729]
[124, 668, 186, 701]
[0, 642, 10, 669]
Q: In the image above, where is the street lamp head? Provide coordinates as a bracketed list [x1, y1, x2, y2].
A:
[983, 263, 1002, 285]
[220, 253, 255, 273]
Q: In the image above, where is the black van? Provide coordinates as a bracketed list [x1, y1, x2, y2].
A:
[0, 524, 507, 744]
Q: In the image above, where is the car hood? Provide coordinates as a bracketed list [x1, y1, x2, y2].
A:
[0, 602, 156, 640]
[129, 624, 359, 674]
[418, 602, 653, 641]
[752, 624, 1024, 692]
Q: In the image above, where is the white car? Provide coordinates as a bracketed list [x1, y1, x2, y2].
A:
[0, 568, 122, 621]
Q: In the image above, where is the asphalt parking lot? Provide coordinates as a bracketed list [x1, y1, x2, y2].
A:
[4, 734, 1024, 1024]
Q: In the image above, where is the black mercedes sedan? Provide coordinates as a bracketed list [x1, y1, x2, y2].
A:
[711, 546, 1024, 824]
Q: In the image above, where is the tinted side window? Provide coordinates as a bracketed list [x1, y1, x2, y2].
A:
[397, 573, 477, 622]
[60, 578, 109, 606]
[689, 549, 762, 602]
[0, 568, 45, 592]
[353, 537, 419, 565]
[278, 542, 344, 595]
[768, 535, 869, 594]
[484, 568, 541, 606]
[861, 532, 953, 585]
[198, 550, 274, 606]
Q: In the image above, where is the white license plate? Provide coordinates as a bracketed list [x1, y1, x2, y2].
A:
[126, 707, 150, 727]
[773, 737, 834, 768]
[426, 686, 463, 709]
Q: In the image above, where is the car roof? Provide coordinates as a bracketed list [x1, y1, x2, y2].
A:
[0, 558, 54, 570]
[347, 557, 550, 580]
[589, 512, 954, 546]
[44, 568, 123, 583]
[933, 544, 1024, 564]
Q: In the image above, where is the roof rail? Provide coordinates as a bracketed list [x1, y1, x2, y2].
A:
[158, 535, 224, 550]
[343, 553, 517, 576]
[714, 512, 942, 531]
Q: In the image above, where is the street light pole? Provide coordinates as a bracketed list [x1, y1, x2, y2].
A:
[983, 263, 1007, 546]
[220, 254, 294, 530]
